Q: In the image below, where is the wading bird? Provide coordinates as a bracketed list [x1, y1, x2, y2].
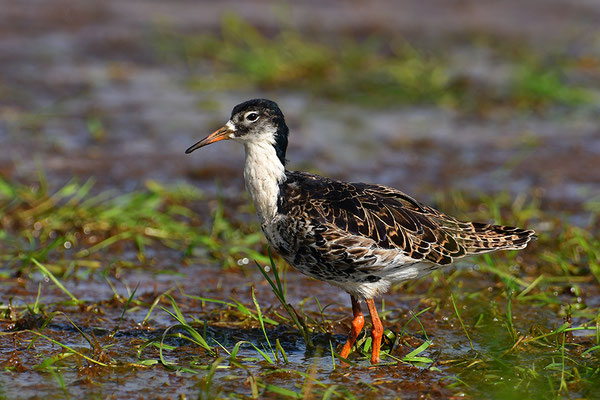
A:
[185, 99, 535, 364]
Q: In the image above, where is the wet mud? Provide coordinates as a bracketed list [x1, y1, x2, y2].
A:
[1, 0, 599, 399]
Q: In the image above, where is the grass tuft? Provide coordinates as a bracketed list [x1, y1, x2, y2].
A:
[255, 250, 314, 350]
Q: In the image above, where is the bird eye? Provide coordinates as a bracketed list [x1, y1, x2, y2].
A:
[245, 112, 259, 122]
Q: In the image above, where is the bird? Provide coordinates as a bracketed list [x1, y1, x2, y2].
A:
[185, 99, 536, 365]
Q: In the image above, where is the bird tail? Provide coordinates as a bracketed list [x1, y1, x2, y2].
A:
[454, 222, 537, 255]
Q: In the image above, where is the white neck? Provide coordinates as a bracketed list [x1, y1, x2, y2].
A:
[243, 141, 286, 222]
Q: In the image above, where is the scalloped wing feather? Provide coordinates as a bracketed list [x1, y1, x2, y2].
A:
[278, 171, 536, 272]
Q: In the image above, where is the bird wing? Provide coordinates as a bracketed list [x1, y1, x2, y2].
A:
[279, 171, 535, 267]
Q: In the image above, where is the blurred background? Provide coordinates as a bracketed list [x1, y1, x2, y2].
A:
[1, 1, 600, 398]
[1, 0, 599, 204]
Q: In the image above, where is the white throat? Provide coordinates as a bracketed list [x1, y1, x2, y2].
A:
[243, 141, 286, 222]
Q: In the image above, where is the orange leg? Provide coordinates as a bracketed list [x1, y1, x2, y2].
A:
[366, 298, 383, 364]
[340, 295, 364, 361]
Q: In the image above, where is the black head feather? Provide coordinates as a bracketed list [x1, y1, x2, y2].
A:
[231, 99, 289, 165]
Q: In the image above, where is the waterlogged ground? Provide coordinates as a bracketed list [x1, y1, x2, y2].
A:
[1, 1, 600, 399]
[1, 182, 598, 399]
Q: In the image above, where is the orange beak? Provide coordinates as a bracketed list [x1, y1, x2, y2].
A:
[185, 125, 233, 154]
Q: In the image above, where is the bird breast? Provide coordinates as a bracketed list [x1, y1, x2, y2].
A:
[243, 141, 287, 222]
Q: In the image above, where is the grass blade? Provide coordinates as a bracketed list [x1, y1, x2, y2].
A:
[110, 283, 139, 338]
[32, 258, 80, 304]
[255, 253, 313, 349]
[251, 286, 277, 362]
[27, 330, 109, 367]
[450, 293, 474, 351]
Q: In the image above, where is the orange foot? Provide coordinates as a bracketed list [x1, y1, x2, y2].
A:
[366, 298, 383, 364]
[340, 295, 364, 365]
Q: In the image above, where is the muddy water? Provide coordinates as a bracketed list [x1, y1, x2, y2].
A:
[1, 0, 600, 398]
[3, 252, 594, 398]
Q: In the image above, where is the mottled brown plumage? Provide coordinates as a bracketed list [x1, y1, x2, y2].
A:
[266, 171, 535, 296]
[280, 171, 534, 262]
[186, 98, 536, 365]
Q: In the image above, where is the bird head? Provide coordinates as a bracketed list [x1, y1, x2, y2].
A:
[185, 99, 289, 165]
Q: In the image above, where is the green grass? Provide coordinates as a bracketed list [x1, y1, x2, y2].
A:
[152, 13, 595, 111]
[1, 173, 599, 398]
[390, 193, 600, 398]
[0, 175, 268, 273]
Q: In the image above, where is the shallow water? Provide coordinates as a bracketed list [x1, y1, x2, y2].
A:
[1, 0, 600, 398]
[2, 245, 598, 398]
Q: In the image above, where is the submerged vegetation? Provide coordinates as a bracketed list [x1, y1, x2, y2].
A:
[153, 14, 594, 111]
[1, 174, 599, 398]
